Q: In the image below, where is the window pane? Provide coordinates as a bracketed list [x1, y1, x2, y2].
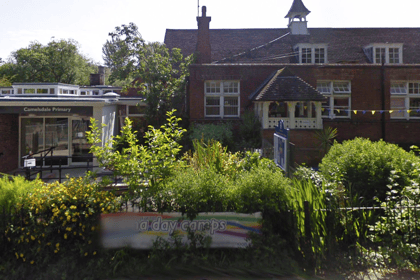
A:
[375, 48, 386, 63]
[391, 83, 407, 94]
[302, 48, 312, 63]
[37, 88, 49, 94]
[409, 98, 420, 117]
[389, 48, 399, 64]
[224, 97, 239, 116]
[24, 88, 35, 94]
[223, 81, 239, 94]
[50, 88, 55, 94]
[314, 48, 325, 63]
[317, 82, 331, 94]
[409, 83, 420, 94]
[205, 81, 221, 93]
[206, 97, 220, 116]
[333, 82, 350, 93]
[390, 97, 406, 118]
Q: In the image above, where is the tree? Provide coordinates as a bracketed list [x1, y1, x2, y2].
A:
[0, 39, 97, 85]
[103, 23, 194, 127]
[86, 110, 186, 205]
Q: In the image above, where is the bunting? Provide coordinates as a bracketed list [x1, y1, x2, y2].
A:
[321, 109, 420, 115]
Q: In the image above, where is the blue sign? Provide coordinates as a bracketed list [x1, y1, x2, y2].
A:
[274, 120, 289, 172]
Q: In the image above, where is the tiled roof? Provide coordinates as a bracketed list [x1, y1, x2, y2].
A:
[164, 28, 420, 64]
[250, 68, 326, 102]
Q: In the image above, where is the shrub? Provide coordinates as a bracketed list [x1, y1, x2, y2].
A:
[238, 110, 262, 149]
[319, 138, 420, 204]
[3, 177, 120, 266]
[157, 168, 232, 218]
[189, 122, 234, 149]
[0, 176, 38, 212]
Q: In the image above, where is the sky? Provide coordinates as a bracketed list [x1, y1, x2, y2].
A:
[1, 0, 420, 65]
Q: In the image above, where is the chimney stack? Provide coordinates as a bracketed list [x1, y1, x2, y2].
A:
[90, 66, 106, 86]
[196, 6, 212, 64]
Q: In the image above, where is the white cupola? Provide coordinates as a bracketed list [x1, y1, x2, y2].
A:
[285, 0, 311, 35]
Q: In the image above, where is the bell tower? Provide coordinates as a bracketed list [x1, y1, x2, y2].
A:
[285, 0, 310, 35]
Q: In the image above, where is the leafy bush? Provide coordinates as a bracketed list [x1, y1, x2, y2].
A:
[157, 168, 232, 218]
[368, 162, 420, 268]
[238, 110, 262, 149]
[0, 176, 37, 212]
[3, 177, 120, 266]
[189, 122, 234, 149]
[319, 138, 420, 204]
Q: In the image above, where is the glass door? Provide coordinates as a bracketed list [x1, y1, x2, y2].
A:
[45, 118, 69, 165]
[20, 117, 69, 166]
[71, 119, 92, 163]
[21, 118, 44, 166]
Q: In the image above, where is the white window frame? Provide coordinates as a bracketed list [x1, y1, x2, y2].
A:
[317, 81, 351, 119]
[204, 81, 240, 118]
[295, 44, 328, 64]
[364, 44, 403, 64]
[390, 81, 420, 119]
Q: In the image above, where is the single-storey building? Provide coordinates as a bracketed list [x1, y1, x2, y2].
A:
[0, 67, 146, 173]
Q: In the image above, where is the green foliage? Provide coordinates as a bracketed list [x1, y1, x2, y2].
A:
[0, 176, 37, 212]
[103, 23, 194, 127]
[184, 140, 242, 179]
[368, 162, 420, 269]
[2, 177, 120, 268]
[315, 126, 338, 155]
[0, 39, 97, 85]
[319, 138, 420, 204]
[189, 122, 234, 149]
[287, 179, 328, 271]
[87, 110, 186, 202]
[238, 110, 262, 149]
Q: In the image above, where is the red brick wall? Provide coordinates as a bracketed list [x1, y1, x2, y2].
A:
[0, 114, 19, 173]
[189, 64, 420, 165]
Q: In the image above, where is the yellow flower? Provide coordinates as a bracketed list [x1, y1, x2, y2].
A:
[66, 227, 72, 232]
[73, 231, 77, 235]
[56, 243, 60, 248]
[54, 250, 58, 253]
[20, 253, 24, 258]
[93, 251, 97, 255]
[64, 234, 68, 239]
[15, 252, 19, 259]
[70, 205, 77, 210]
[91, 226, 95, 231]
[31, 260, 35, 264]
[31, 235, 35, 241]
[84, 252, 88, 256]
[88, 240, 92, 244]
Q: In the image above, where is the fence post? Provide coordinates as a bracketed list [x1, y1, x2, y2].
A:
[304, 201, 315, 275]
[59, 158, 62, 184]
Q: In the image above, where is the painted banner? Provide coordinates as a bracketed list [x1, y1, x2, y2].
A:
[101, 212, 262, 249]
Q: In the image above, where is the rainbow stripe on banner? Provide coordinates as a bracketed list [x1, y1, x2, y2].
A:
[101, 212, 262, 249]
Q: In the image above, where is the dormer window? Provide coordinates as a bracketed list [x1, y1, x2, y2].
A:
[294, 44, 327, 64]
[364, 44, 403, 64]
